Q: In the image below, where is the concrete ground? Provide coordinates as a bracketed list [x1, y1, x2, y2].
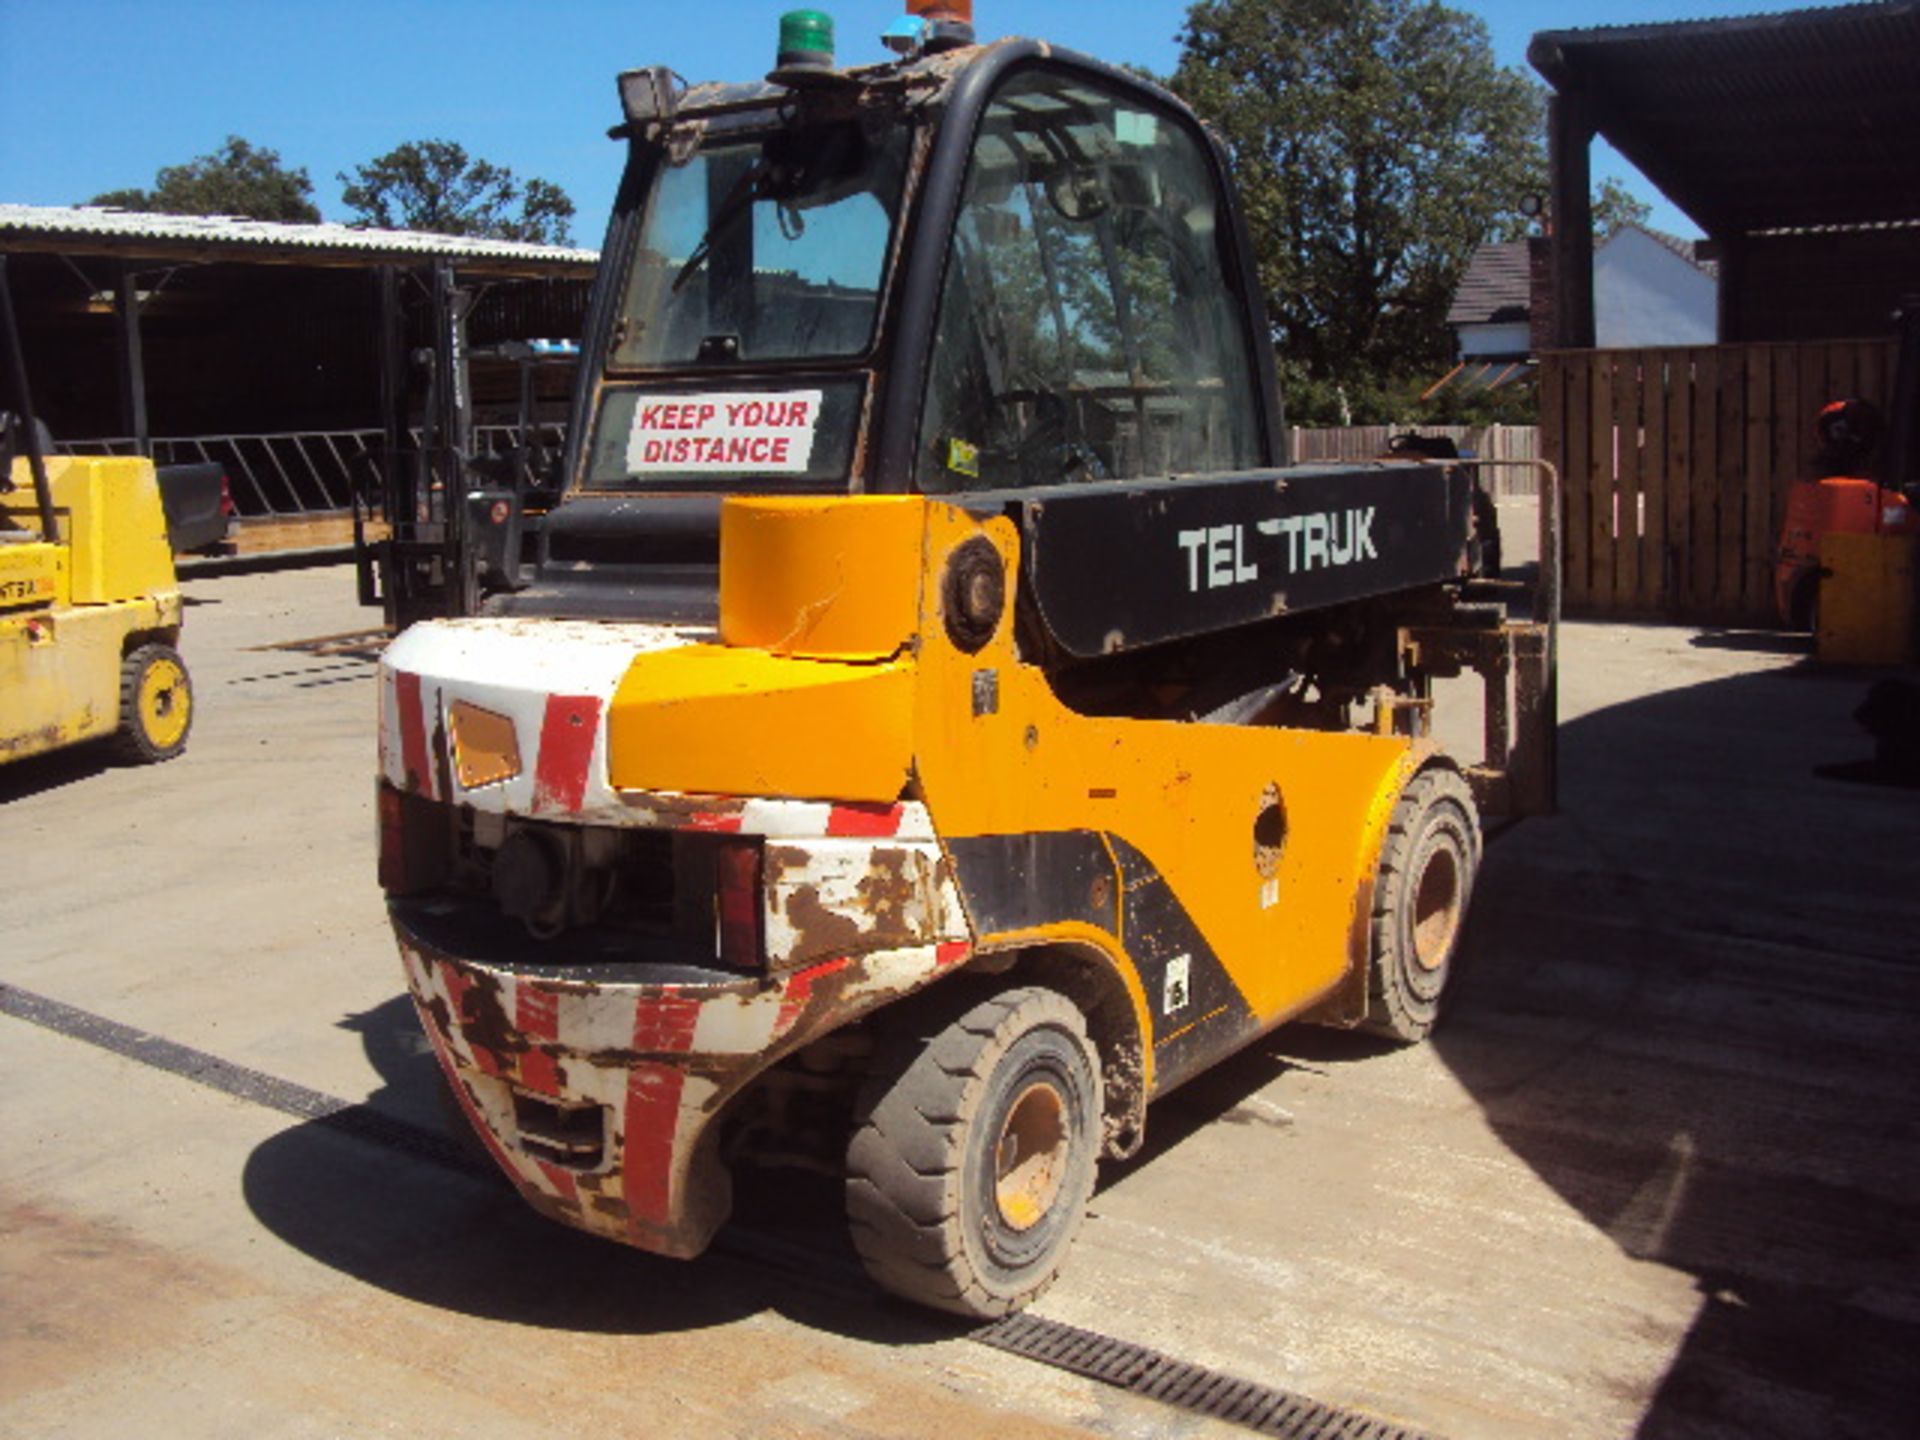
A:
[3, 547, 1916, 1439]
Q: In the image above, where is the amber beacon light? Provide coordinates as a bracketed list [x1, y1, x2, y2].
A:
[908, 0, 976, 49]
[908, 0, 973, 24]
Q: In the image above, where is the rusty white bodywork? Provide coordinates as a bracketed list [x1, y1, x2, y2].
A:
[380, 617, 971, 1256]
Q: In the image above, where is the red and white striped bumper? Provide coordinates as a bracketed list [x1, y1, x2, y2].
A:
[400, 924, 970, 1258]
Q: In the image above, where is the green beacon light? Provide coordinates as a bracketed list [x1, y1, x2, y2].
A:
[777, 9, 836, 70]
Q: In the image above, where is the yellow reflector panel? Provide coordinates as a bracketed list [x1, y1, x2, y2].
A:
[448, 701, 521, 789]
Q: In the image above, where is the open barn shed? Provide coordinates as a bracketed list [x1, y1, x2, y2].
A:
[1529, 1, 1920, 623]
[0, 205, 595, 518]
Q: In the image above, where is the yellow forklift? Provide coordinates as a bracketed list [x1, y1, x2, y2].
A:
[372, 3, 1555, 1317]
[1, 256, 193, 767]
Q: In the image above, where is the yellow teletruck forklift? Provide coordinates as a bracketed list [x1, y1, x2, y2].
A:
[1, 257, 193, 768]
[372, 3, 1555, 1317]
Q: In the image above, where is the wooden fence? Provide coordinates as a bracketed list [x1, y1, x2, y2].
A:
[1290, 424, 1541, 493]
[1541, 339, 1899, 624]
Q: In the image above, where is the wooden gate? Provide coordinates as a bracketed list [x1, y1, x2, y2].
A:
[1540, 339, 1899, 624]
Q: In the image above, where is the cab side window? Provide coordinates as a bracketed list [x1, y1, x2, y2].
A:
[918, 69, 1263, 492]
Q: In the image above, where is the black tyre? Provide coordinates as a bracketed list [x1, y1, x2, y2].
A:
[1362, 767, 1481, 1043]
[847, 987, 1102, 1319]
[111, 643, 193, 764]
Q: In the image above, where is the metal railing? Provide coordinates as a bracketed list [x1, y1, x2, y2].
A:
[1290, 424, 1542, 494]
[56, 423, 568, 519]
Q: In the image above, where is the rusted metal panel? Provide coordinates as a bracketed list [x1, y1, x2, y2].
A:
[388, 767, 977, 1260]
[763, 837, 967, 970]
[398, 907, 975, 1258]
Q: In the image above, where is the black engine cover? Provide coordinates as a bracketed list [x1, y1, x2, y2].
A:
[1009, 463, 1471, 657]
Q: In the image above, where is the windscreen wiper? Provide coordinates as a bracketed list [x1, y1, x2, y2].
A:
[670, 158, 770, 294]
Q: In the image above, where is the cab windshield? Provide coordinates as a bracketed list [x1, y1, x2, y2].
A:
[611, 115, 914, 369]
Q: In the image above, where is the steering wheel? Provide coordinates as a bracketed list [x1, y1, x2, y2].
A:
[986, 387, 1076, 482]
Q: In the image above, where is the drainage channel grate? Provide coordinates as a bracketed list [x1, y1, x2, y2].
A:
[975, 1311, 1432, 1439]
[4, 980, 1435, 1440]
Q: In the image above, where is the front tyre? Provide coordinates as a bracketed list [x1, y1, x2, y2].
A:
[1363, 767, 1481, 1042]
[847, 986, 1102, 1319]
[112, 643, 193, 764]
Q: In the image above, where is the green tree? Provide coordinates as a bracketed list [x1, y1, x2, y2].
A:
[1592, 176, 1653, 240]
[1169, 0, 1545, 423]
[90, 136, 320, 223]
[339, 140, 575, 245]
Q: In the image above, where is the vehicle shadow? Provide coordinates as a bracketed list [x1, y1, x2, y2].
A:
[1097, 1025, 1385, 1186]
[239, 993, 959, 1345]
[238, 655, 1920, 1417]
[1430, 659, 1920, 1439]
[1686, 627, 1812, 655]
[0, 741, 115, 801]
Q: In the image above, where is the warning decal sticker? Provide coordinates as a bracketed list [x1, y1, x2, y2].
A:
[625, 391, 824, 475]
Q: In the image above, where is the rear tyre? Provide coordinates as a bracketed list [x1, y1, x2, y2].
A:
[1362, 767, 1481, 1043]
[111, 643, 193, 764]
[847, 986, 1101, 1319]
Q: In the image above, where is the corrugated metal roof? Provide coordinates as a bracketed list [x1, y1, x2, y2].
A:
[1448, 241, 1532, 327]
[1529, 2, 1920, 235]
[0, 204, 597, 274]
[1533, 0, 1900, 47]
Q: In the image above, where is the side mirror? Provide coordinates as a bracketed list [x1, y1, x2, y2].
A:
[1045, 167, 1108, 222]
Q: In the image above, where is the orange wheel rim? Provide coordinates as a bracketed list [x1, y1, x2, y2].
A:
[1411, 845, 1460, 971]
[994, 1080, 1070, 1231]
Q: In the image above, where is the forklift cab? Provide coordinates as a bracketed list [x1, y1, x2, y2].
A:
[497, 38, 1287, 629]
[582, 60, 1266, 494]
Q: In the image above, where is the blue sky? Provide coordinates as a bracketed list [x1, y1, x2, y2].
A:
[0, 1, 1823, 245]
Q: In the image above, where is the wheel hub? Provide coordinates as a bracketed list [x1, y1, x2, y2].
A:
[140, 660, 191, 747]
[1411, 844, 1461, 971]
[994, 1080, 1069, 1231]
